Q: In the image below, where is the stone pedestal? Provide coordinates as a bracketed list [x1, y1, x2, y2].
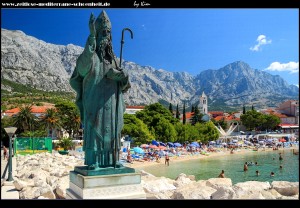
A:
[66, 170, 146, 199]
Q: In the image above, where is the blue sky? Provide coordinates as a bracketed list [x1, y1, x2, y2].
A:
[1, 9, 299, 86]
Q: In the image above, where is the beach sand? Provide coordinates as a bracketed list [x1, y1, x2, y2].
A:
[124, 146, 299, 170]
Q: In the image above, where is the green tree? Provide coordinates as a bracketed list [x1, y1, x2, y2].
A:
[196, 121, 219, 144]
[191, 105, 195, 113]
[185, 123, 199, 142]
[169, 103, 174, 115]
[20, 129, 47, 137]
[240, 110, 262, 131]
[260, 114, 281, 131]
[58, 137, 74, 151]
[12, 105, 37, 134]
[191, 104, 204, 125]
[251, 105, 255, 111]
[154, 116, 177, 143]
[174, 122, 185, 143]
[40, 108, 61, 139]
[183, 101, 186, 125]
[243, 105, 246, 114]
[136, 103, 178, 127]
[55, 101, 81, 138]
[122, 114, 154, 145]
[176, 104, 180, 120]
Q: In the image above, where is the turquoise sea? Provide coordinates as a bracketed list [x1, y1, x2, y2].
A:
[136, 148, 299, 185]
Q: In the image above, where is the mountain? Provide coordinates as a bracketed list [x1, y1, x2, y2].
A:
[1, 29, 298, 109]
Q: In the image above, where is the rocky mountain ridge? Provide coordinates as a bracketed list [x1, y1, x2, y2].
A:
[1, 28, 298, 109]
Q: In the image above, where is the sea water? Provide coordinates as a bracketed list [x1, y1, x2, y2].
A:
[136, 148, 299, 184]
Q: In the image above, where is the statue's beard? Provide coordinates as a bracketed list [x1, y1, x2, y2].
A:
[96, 38, 114, 64]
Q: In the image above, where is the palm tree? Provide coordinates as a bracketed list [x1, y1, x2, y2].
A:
[60, 109, 81, 138]
[12, 105, 37, 134]
[68, 110, 81, 138]
[40, 108, 61, 139]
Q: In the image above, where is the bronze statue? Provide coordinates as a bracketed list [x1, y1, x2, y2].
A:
[70, 10, 131, 170]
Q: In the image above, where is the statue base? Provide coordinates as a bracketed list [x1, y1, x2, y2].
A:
[74, 165, 135, 176]
[66, 170, 146, 199]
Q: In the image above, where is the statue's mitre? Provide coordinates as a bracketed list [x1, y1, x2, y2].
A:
[95, 10, 111, 33]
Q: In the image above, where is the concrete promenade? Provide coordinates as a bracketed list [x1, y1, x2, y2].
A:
[1, 149, 19, 199]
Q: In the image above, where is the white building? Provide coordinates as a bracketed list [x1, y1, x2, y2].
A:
[125, 106, 145, 114]
[199, 91, 208, 114]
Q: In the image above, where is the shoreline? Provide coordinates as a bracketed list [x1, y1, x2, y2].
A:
[124, 146, 299, 170]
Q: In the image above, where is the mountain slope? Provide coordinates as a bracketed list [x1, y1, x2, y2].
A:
[1, 28, 298, 109]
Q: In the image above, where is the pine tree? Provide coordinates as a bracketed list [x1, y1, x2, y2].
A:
[191, 105, 195, 113]
[183, 101, 186, 125]
[243, 105, 246, 114]
[169, 103, 173, 115]
[191, 104, 202, 125]
[176, 104, 180, 119]
[252, 105, 254, 111]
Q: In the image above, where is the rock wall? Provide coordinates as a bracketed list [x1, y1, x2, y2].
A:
[10, 152, 299, 199]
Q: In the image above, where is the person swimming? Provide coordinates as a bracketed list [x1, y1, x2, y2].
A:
[279, 153, 283, 160]
[244, 162, 248, 171]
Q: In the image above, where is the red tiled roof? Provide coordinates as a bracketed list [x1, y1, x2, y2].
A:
[4, 105, 54, 116]
[214, 115, 240, 121]
[208, 111, 224, 114]
[271, 112, 287, 118]
[214, 116, 224, 121]
[278, 123, 298, 127]
[180, 112, 194, 120]
[5, 108, 20, 114]
[126, 106, 145, 109]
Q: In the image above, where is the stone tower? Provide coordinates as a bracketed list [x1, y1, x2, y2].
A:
[199, 91, 208, 114]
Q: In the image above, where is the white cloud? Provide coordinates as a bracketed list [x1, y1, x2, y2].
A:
[293, 84, 299, 88]
[264, 61, 299, 74]
[250, 35, 272, 51]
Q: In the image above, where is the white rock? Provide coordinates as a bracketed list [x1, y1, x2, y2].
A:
[19, 187, 41, 199]
[39, 184, 56, 199]
[173, 173, 193, 187]
[173, 183, 217, 199]
[54, 176, 69, 199]
[142, 177, 176, 193]
[211, 186, 237, 199]
[13, 179, 28, 191]
[271, 181, 299, 196]
[206, 178, 233, 190]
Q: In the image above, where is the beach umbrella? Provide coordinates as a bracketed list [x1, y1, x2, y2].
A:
[191, 142, 200, 147]
[221, 142, 227, 146]
[158, 146, 167, 150]
[159, 142, 166, 146]
[173, 142, 182, 147]
[189, 143, 196, 147]
[167, 142, 174, 147]
[133, 147, 144, 154]
[279, 138, 286, 142]
[140, 144, 149, 148]
[151, 140, 159, 146]
[149, 144, 158, 149]
[209, 141, 216, 145]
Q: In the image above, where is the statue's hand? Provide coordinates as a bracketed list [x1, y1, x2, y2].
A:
[89, 13, 96, 37]
[116, 66, 123, 72]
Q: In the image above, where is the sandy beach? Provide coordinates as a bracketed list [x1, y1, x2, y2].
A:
[124, 146, 299, 170]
